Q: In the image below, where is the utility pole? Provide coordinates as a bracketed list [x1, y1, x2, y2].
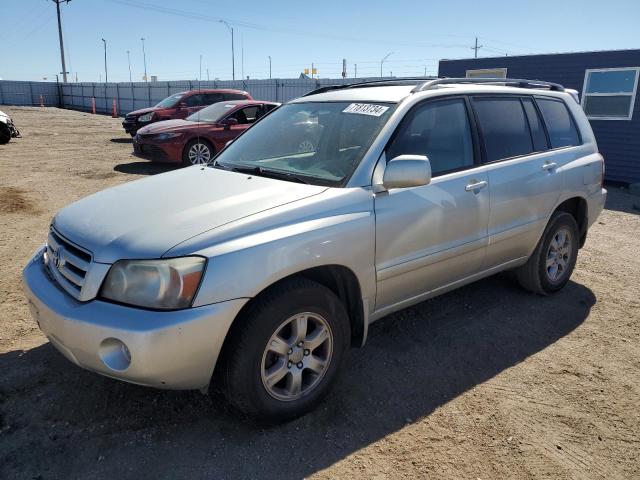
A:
[219, 21, 235, 80]
[268, 56, 272, 79]
[472, 37, 483, 58]
[241, 36, 244, 80]
[127, 50, 132, 82]
[101, 38, 108, 83]
[354, 63, 357, 78]
[424, 66, 427, 77]
[207, 68, 210, 81]
[199, 54, 202, 81]
[52, 0, 71, 83]
[380, 52, 393, 78]
[141, 37, 148, 82]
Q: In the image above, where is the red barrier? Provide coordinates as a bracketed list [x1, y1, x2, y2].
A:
[39, 94, 44, 110]
[112, 98, 118, 118]
[91, 97, 96, 114]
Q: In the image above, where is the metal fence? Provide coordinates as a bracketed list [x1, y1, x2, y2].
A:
[0, 77, 397, 115]
[0, 80, 61, 107]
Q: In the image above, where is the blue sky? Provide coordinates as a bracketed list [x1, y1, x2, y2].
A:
[1, 0, 639, 82]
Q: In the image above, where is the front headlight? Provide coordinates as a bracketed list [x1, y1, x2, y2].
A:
[138, 112, 154, 122]
[155, 132, 182, 140]
[101, 257, 206, 310]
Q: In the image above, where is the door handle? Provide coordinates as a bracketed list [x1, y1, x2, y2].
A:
[542, 162, 558, 171]
[465, 180, 488, 192]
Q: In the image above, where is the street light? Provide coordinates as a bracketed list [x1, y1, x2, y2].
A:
[380, 52, 393, 78]
[219, 20, 235, 80]
[268, 55, 272, 79]
[126, 50, 132, 82]
[101, 38, 108, 83]
[141, 37, 148, 82]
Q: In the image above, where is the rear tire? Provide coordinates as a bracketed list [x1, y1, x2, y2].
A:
[182, 138, 214, 167]
[216, 278, 350, 422]
[516, 211, 579, 295]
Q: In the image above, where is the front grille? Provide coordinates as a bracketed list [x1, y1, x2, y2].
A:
[46, 227, 92, 300]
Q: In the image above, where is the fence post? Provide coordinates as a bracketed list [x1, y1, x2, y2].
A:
[28, 82, 34, 106]
[92, 83, 96, 113]
[147, 83, 151, 107]
[116, 83, 120, 117]
[0, 82, 4, 104]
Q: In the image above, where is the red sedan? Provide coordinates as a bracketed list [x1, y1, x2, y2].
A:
[133, 100, 280, 166]
[122, 89, 252, 136]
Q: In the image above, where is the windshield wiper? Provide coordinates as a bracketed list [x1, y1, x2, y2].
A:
[229, 165, 311, 184]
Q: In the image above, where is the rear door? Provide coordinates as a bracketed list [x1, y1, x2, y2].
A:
[374, 97, 490, 311]
[471, 96, 572, 268]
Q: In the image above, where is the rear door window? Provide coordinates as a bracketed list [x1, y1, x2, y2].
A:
[535, 98, 580, 148]
[224, 92, 249, 101]
[386, 98, 474, 176]
[185, 94, 204, 107]
[472, 97, 533, 162]
[203, 93, 224, 105]
[522, 98, 549, 152]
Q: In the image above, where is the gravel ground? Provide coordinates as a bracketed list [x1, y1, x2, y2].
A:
[0, 106, 639, 479]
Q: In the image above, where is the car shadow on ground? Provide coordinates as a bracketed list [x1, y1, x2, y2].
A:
[110, 138, 133, 144]
[0, 275, 595, 479]
[114, 160, 179, 176]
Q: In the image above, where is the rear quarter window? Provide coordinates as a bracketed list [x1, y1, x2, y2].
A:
[536, 98, 581, 149]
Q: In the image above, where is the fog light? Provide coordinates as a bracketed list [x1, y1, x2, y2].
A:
[99, 338, 132, 371]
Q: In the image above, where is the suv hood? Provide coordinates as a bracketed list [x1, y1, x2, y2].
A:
[53, 167, 327, 263]
[127, 106, 161, 117]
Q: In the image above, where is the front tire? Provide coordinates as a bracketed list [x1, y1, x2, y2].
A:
[182, 138, 214, 166]
[516, 211, 579, 295]
[0, 124, 11, 144]
[217, 278, 350, 422]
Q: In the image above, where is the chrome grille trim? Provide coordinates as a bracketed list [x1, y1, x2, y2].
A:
[46, 227, 92, 300]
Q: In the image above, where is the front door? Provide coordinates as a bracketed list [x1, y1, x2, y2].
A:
[374, 97, 490, 311]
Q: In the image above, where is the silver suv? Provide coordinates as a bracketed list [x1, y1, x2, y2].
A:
[23, 78, 607, 421]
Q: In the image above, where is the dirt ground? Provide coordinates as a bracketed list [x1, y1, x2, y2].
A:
[0, 106, 639, 479]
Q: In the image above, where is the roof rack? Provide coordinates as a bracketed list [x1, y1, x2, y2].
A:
[302, 77, 437, 97]
[301, 77, 566, 99]
[411, 77, 565, 92]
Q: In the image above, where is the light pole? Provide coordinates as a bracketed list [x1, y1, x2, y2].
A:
[268, 56, 272, 79]
[380, 52, 393, 78]
[52, 0, 71, 83]
[219, 20, 235, 80]
[141, 37, 148, 82]
[127, 50, 132, 82]
[101, 38, 108, 83]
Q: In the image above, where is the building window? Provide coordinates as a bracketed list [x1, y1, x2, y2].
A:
[581, 67, 639, 120]
[465, 68, 507, 79]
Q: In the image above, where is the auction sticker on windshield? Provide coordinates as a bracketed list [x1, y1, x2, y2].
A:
[342, 103, 390, 116]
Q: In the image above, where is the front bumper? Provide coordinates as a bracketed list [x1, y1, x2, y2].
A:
[22, 248, 247, 390]
[133, 136, 182, 163]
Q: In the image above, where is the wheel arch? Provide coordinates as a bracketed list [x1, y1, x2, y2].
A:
[553, 196, 589, 248]
[182, 136, 215, 163]
[220, 264, 366, 357]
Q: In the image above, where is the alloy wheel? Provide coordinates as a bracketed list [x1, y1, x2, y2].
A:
[260, 312, 333, 401]
[188, 142, 211, 165]
[546, 227, 572, 282]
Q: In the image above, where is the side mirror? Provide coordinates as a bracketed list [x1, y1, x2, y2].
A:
[382, 155, 431, 190]
[221, 117, 239, 130]
[225, 139, 234, 148]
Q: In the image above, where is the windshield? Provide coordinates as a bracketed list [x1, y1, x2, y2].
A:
[214, 102, 395, 186]
[187, 102, 238, 122]
[155, 93, 184, 108]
